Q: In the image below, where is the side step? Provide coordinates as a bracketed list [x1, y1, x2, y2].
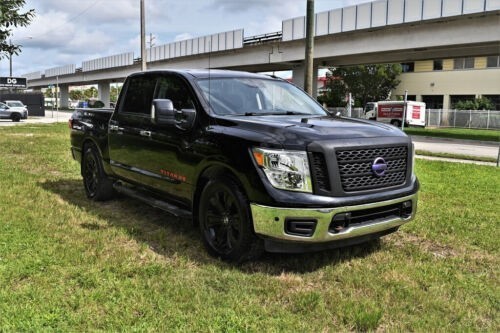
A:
[113, 182, 192, 219]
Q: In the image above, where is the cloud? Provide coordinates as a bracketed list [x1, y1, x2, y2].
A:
[174, 33, 194, 42]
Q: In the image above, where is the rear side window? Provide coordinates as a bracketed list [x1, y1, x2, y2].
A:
[120, 75, 157, 115]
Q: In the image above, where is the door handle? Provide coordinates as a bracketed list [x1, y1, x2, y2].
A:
[140, 130, 152, 137]
[109, 125, 124, 132]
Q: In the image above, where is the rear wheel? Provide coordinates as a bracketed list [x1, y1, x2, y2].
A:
[199, 177, 262, 262]
[391, 119, 401, 127]
[82, 144, 115, 201]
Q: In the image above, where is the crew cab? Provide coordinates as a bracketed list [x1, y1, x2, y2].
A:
[69, 69, 419, 261]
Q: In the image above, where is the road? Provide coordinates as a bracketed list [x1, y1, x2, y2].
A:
[411, 136, 499, 159]
[0, 110, 72, 126]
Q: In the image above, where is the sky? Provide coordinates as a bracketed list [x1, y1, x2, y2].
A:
[2, 0, 370, 78]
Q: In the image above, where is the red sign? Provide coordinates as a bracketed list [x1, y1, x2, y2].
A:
[378, 105, 403, 118]
[412, 105, 421, 119]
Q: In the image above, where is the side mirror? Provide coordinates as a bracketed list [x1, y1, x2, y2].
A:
[152, 99, 196, 130]
[153, 99, 175, 125]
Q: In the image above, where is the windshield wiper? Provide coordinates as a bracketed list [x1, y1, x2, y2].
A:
[243, 111, 311, 116]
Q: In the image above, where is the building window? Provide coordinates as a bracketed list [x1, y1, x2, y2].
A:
[482, 95, 500, 110]
[433, 60, 443, 71]
[454, 57, 475, 70]
[450, 95, 475, 108]
[486, 56, 500, 68]
[401, 62, 414, 73]
[422, 95, 444, 109]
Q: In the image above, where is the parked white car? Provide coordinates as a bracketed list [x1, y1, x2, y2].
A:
[3, 100, 28, 119]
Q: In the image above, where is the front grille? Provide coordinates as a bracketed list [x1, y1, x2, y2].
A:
[336, 146, 408, 192]
[310, 152, 331, 192]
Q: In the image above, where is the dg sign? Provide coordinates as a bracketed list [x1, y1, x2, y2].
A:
[0, 77, 27, 88]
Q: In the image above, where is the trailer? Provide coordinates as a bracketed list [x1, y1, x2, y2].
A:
[364, 101, 426, 127]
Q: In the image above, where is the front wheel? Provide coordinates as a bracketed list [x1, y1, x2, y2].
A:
[199, 177, 262, 262]
[11, 113, 21, 122]
[82, 144, 115, 201]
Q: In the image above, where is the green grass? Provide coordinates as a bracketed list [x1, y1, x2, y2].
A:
[1, 123, 499, 331]
[404, 127, 500, 142]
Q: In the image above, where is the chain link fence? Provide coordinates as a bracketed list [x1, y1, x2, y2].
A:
[329, 107, 500, 130]
[425, 109, 500, 129]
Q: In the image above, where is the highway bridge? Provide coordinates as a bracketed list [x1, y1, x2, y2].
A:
[23, 0, 500, 107]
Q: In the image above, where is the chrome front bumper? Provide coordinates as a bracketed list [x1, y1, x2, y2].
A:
[251, 193, 417, 243]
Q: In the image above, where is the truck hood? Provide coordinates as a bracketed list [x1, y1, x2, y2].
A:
[218, 115, 407, 148]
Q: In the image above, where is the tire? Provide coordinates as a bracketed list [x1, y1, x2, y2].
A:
[11, 113, 21, 122]
[82, 144, 115, 201]
[199, 177, 262, 262]
[391, 120, 401, 127]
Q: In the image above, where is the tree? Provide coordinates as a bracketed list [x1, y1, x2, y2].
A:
[84, 87, 98, 99]
[44, 87, 53, 98]
[0, 0, 35, 59]
[453, 97, 494, 110]
[69, 89, 84, 101]
[322, 64, 402, 107]
[110, 85, 122, 103]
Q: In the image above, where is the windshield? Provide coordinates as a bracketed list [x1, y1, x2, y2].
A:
[7, 101, 24, 107]
[196, 77, 327, 116]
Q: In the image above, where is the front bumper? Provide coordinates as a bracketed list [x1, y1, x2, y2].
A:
[251, 193, 417, 252]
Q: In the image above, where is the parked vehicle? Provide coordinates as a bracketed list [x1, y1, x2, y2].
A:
[69, 69, 419, 261]
[364, 101, 426, 127]
[77, 99, 105, 108]
[0, 101, 26, 122]
[2, 100, 28, 120]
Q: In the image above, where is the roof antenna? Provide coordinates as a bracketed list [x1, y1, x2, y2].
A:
[208, 39, 211, 111]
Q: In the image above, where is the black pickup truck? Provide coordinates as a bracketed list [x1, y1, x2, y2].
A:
[69, 69, 419, 261]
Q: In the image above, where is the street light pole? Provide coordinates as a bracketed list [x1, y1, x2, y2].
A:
[140, 0, 146, 71]
[9, 39, 13, 77]
[8, 36, 32, 77]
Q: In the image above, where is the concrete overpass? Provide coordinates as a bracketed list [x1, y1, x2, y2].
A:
[24, 0, 500, 107]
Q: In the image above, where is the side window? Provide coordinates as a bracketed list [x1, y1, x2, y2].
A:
[121, 75, 157, 115]
[156, 75, 195, 111]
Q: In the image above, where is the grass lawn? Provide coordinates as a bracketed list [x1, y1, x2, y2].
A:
[0, 124, 498, 331]
[404, 127, 500, 142]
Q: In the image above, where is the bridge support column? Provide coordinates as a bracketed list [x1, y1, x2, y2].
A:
[292, 63, 319, 99]
[59, 85, 69, 108]
[98, 81, 110, 108]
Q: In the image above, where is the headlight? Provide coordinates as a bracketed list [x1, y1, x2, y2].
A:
[252, 148, 312, 193]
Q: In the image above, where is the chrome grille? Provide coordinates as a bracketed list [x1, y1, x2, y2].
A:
[336, 146, 408, 192]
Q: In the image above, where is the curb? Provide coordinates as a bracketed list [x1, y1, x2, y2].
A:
[416, 154, 497, 166]
[410, 135, 499, 147]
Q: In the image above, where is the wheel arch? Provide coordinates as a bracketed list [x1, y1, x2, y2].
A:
[81, 138, 105, 176]
[192, 164, 247, 227]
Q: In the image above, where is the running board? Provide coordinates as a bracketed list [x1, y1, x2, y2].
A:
[113, 182, 192, 219]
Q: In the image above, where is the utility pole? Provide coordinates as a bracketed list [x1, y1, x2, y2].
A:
[148, 33, 156, 49]
[140, 0, 146, 71]
[304, 0, 315, 95]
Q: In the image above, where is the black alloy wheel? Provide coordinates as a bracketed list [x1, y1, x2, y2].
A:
[199, 177, 261, 262]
